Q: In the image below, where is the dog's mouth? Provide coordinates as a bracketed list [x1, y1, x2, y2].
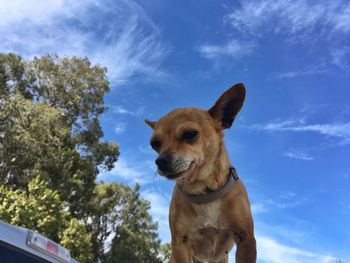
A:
[159, 161, 195, 180]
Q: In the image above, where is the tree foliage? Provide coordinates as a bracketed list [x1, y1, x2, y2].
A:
[0, 53, 163, 262]
[60, 218, 94, 263]
[89, 182, 129, 262]
[0, 53, 119, 217]
[107, 184, 162, 263]
[0, 176, 68, 241]
[0, 177, 94, 263]
[159, 243, 172, 263]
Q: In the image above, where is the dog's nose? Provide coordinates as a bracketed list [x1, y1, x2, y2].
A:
[155, 154, 172, 170]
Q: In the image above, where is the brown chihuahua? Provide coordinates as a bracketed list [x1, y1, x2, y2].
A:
[145, 83, 256, 263]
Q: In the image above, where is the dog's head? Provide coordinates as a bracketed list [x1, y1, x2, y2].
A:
[145, 83, 246, 183]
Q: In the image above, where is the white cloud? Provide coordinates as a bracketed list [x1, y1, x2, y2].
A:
[251, 202, 268, 215]
[110, 105, 145, 116]
[199, 40, 255, 60]
[266, 197, 308, 210]
[274, 65, 329, 79]
[98, 157, 153, 184]
[250, 119, 350, 143]
[284, 150, 314, 161]
[257, 235, 336, 263]
[0, 0, 63, 26]
[201, 0, 350, 70]
[331, 47, 350, 71]
[114, 122, 126, 134]
[333, 5, 350, 33]
[228, 0, 350, 38]
[0, 0, 167, 85]
[112, 106, 130, 115]
[252, 191, 308, 215]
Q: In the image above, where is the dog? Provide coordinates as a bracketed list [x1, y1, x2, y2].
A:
[145, 83, 256, 263]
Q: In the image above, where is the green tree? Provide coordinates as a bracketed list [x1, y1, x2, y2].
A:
[160, 243, 172, 263]
[0, 53, 119, 217]
[107, 184, 162, 263]
[89, 182, 129, 262]
[89, 182, 162, 263]
[0, 177, 93, 262]
[60, 218, 94, 263]
[0, 53, 162, 263]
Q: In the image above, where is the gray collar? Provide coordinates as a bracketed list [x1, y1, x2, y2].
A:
[176, 167, 239, 205]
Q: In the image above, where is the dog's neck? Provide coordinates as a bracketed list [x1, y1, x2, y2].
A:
[177, 143, 231, 195]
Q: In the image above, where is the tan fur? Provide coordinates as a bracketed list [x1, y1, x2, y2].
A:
[146, 83, 256, 263]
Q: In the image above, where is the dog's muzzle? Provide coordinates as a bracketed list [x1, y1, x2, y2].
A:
[155, 154, 192, 179]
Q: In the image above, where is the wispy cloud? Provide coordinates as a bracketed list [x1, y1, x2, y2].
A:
[0, 0, 63, 26]
[228, 0, 350, 38]
[332, 4, 350, 33]
[251, 202, 268, 215]
[284, 150, 314, 161]
[266, 194, 308, 210]
[0, 0, 168, 85]
[114, 122, 126, 134]
[331, 47, 350, 71]
[199, 40, 255, 60]
[252, 191, 309, 215]
[201, 0, 350, 71]
[274, 65, 329, 79]
[253, 220, 340, 263]
[110, 105, 145, 116]
[250, 119, 350, 143]
[257, 235, 336, 263]
[98, 157, 154, 184]
[228, 224, 337, 263]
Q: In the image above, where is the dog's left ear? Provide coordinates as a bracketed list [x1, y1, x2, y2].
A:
[208, 83, 246, 129]
[145, 119, 156, 129]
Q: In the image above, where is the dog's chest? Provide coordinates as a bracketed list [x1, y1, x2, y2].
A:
[188, 200, 235, 262]
[192, 200, 221, 229]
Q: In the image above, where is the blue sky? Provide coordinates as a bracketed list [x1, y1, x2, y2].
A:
[1, 0, 350, 262]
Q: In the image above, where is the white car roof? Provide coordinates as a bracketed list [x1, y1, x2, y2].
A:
[0, 220, 79, 263]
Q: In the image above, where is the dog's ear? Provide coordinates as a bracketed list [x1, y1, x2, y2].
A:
[208, 83, 246, 129]
[144, 119, 156, 129]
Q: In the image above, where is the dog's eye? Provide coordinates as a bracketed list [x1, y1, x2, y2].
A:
[150, 140, 161, 151]
[181, 130, 198, 143]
